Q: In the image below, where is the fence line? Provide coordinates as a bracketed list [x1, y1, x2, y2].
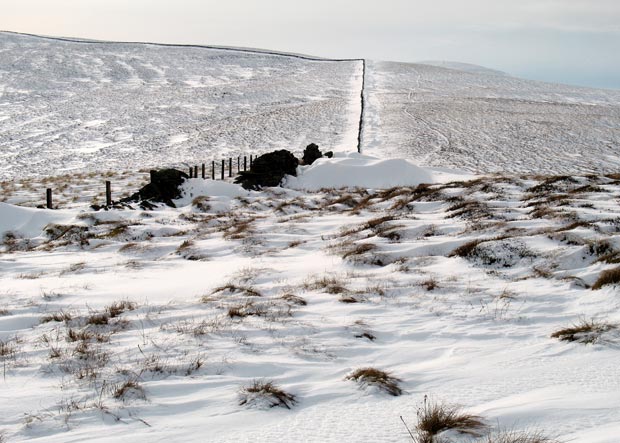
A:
[44, 150, 305, 209]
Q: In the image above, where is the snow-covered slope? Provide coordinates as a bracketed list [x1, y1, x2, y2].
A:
[416, 61, 508, 77]
[363, 61, 620, 175]
[0, 32, 362, 180]
[1, 158, 620, 442]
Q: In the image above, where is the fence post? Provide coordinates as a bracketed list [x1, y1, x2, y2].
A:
[250, 154, 253, 167]
[194, 165, 198, 178]
[229, 158, 232, 177]
[211, 161, 215, 180]
[46, 188, 53, 209]
[244, 156, 247, 171]
[202, 163, 206, 179]
[221, 160, 225, 180]
[189, 166, 193, 178]
[105, 181, 112, 206]
[237, 156, 240, 172]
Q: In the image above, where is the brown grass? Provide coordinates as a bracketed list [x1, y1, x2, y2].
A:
[227, 301, 267, 319]
[304, 275, 349, 294]
[415, 400, 487, 440]
[239, 380, 297, 409]
[105, 300, 137, 318]
[345, 367, 402, 396]
[280, 294, 307, 306]
[592, 266, 620, 290]
[41, 310, 73, 324]
[551, 318, 616, 344]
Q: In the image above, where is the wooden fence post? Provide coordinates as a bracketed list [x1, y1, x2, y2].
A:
[229, 158, 232, 177]
[244, 156, 247, 171]
[237, 156, 240, 172]
[105, 181, 112, 206]
[250, 154, 253, 167]
[194, 165, 198, 178]
[202, 163, 206, 179]
[46, 188, 53, 209]
[211, 161, 215, 180]
[189, 166, 193, 178]
[221, 160, 225, 180]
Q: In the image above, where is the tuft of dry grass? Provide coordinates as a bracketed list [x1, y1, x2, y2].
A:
[551, 318, 616, 344]
[341, 243, 377, 259]
[592, 266, 620, 290]
[345, 367, 402, 396]
[85, 312, 110, 326]
[227, 301, 267, 319]
[280, 294, 307, 306]
[0, 338, 18, 359]
[304, 275, 349, 295]
[41, 310, 73, 324]
[112, 379, 146, 402]
[67, 328, 110, 343]
[412, 399, 487, 441]
[239, 380, 297, 409]
[420, 277, 439, 291]
[105, 300, 137, 318]
[209, 284, 263, 298]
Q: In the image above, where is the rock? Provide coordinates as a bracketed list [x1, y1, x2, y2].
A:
[120, 168, 189, 208]
[302, 143, 323, 165]
[301, 143, 334, 165]
[234, 150, 299, 190]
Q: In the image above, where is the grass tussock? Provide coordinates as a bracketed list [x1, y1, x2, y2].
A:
[551, 318, 616, 344]
[111, 379, 146, 401]
[105, 300, 137, 318]
[304, 275, 349, 294]
[280, 294, 307, 306]
[0, 338, 18, 358]
[345, 367, 402, 396]
[227, 301, 267, 319]
[41, 310, 73, 324]
[591, 266, 620, 290]
[210, 284, 263, 298]
[239, 380, 297, 409]
[411, 399, 487, 441]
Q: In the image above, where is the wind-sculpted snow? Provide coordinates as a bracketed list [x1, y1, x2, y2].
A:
[363, 61, 620, 175]
[0, 32, 362, 180]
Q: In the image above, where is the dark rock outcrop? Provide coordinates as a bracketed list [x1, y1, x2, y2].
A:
[234, 150, 299, 190]
[301, 143, 333, 165]
[120, 168, 189, 208]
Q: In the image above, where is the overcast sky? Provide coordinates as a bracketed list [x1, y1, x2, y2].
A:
[3, 0, 620, 89]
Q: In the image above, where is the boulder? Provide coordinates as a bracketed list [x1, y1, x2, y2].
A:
[301, 143, 334, 165]
[302, 143, 322, 165]
[120, 168, 189, 208]
[234, 150, 299, 190]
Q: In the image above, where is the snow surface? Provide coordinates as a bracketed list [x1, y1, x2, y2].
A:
[1, 163, 620, 442]
[362, 60, 620, 175]
[0, 32, 362, 180]
[284, 152, 436, 191]
[2, 31, 620, 443]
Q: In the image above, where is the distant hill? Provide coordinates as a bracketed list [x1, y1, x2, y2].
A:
[417, 60, 509, 77]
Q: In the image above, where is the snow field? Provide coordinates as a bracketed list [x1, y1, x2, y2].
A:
[363, 61, 620, 175]
[1, 162, 620, 442]
[0, 32, 362, 180]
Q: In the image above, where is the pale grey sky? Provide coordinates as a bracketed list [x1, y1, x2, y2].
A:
[3, 0, 620, 89]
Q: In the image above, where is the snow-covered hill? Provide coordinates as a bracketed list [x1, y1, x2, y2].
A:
[2, 32, 620, 443]
[363, 61, 620, 174]
[0, 32, 362, 180]
[3, 32, 620, 181]
[1, 156, 620, 442]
